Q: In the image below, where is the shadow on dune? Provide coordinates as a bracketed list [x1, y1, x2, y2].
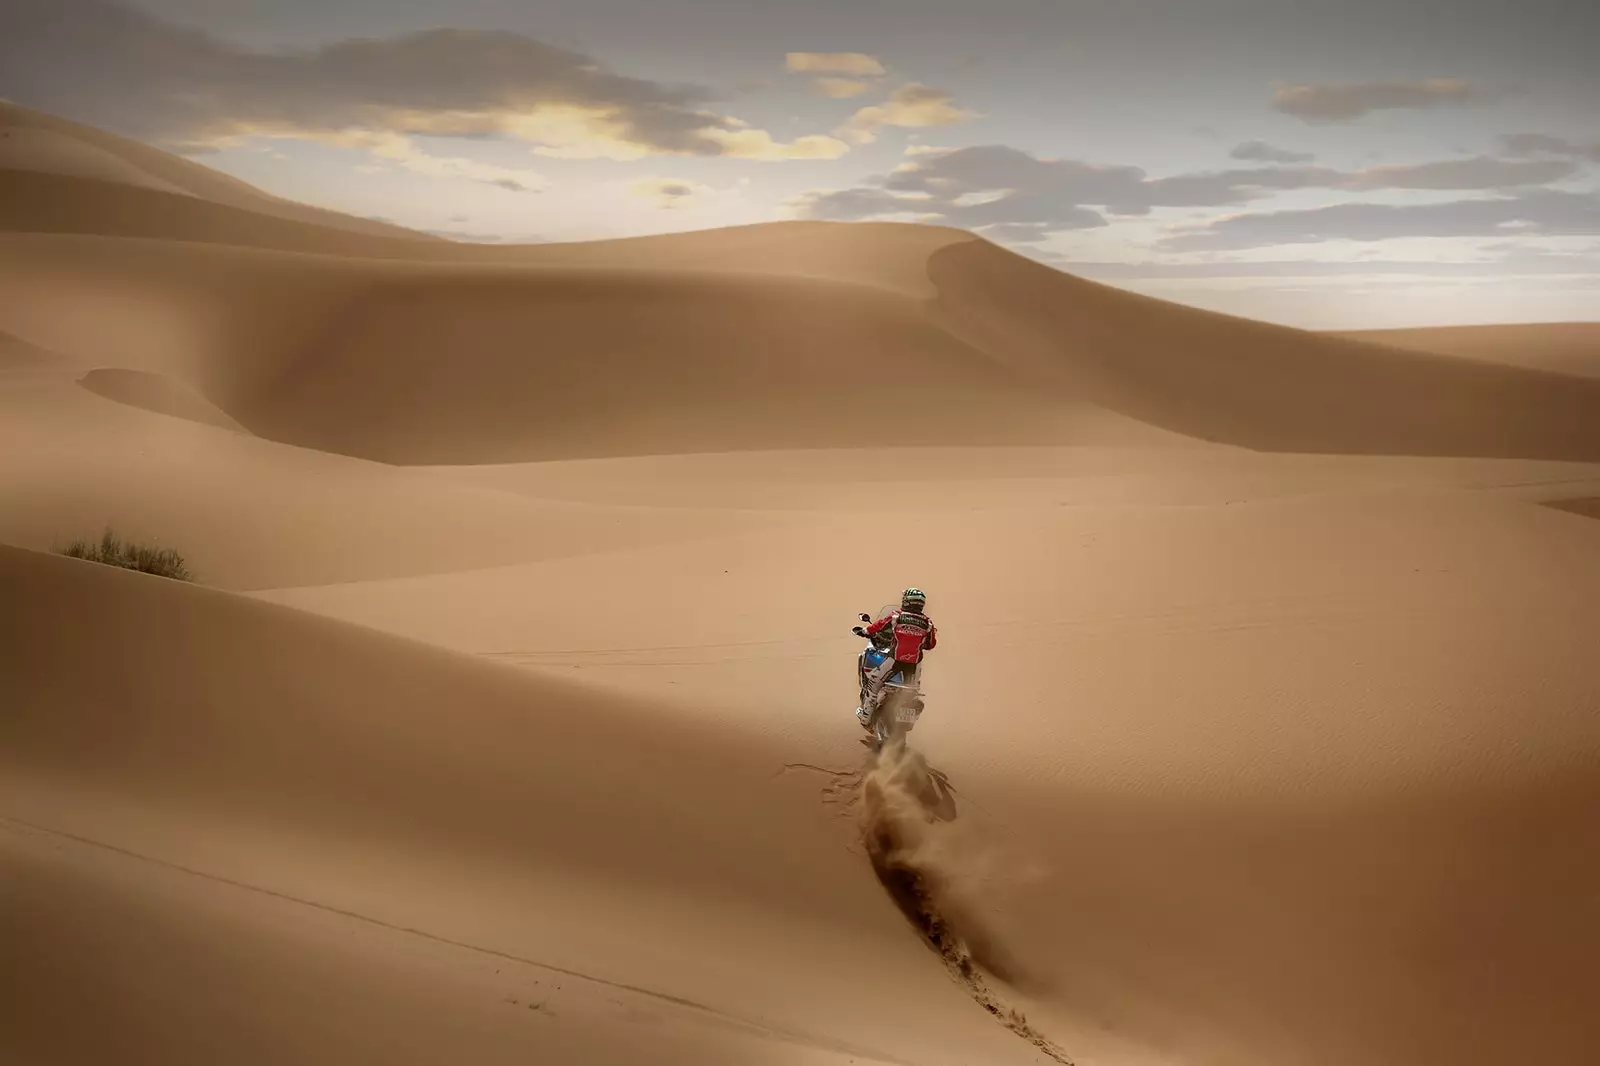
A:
[78, 367, 247, 432]
[0, 330, 62, 370]
[1544, 496, 1600, 521]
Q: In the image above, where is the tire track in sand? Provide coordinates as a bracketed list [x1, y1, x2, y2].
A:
[788, 745, 1073, 1063]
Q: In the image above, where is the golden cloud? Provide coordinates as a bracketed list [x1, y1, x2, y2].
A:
[198, 102, 848, 165]
[7, 11, 853, 165]
[784, 52, 887, 76]
[813, 77, 875, 99]
[202, 125, 549, 190]
[839, 84, 975, 145]
[701, 128, 851, 161]
[1272, 79, 1477, 122]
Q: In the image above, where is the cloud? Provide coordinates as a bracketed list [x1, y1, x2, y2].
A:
[1230, 140, 1315, 164]
[311, 130, 547, 190]
[700, 128, 849, 160]
[630, 176, 715, 209]
[1136, 164, 1348, 209]
[812, 77, 875, 99]
[1273, 79, 1477, 122]
[1342, 156, 1580, 190]
[1161, 190, 1600, 250]
[796, 142, 1594, 243]
[839, 83, 975, 145]
[1499, 133, 1600, 161]
[0, 0, 846, 162]
[783, 53, 890, 100]
[787, 186, 948, 225]
[784, 52, 886, 76]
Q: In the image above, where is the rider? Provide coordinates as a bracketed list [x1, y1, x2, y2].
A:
[856, 587, 938, 725]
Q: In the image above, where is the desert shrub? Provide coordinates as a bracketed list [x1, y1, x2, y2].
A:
[60, 528, 193, 581]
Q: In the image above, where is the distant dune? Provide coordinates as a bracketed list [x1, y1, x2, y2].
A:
[1334, 323, 1600, 380]
[4, 104, 1600, 1066]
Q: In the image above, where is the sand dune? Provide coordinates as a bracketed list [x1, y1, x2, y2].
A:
[0, 545, 1045, 1066]
[0, 328, 62, 369]
[7, 226, 1599, 464]
[929, 241, 1600, 460]
[1334, 322, 1600, 380]
[0, 367, 770, 589]
[5, 239, 1597, 467]
[0, 168, 459, 257]
[1545, 496, 1600, 521]
[230, 266, 1195, 463]
[5, 107, 1600, 1066]
[6, 111, 1599, 465]
[259, 473, 1600, 1066]
[77, 367, 247, 431]
[0, 232, 1197, 463]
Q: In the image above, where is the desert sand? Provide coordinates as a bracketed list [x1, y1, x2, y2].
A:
[1334, 323, 1600, 380]
[4, 101, 1600, 1066]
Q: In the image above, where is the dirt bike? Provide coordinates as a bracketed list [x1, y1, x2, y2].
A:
[852, 605, 926, 748]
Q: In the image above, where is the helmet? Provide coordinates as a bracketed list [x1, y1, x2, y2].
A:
[901, 587, 927, 613]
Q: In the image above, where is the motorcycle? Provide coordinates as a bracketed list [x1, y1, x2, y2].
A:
[851, 605, 926, 748]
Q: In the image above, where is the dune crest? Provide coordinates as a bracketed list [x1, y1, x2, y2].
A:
[78, 367, 246, 431]
[1334, 322, 1600, 379]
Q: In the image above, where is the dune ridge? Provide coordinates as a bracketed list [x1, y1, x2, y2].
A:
[6, 226, 1600, 465]
[1334, 322, 1600, 379]
[77, 366, 246, 431]
[1, 101, 439, 241]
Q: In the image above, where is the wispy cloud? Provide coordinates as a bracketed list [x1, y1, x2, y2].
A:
[1230, 140, 1315, 164]
[838, 83, 975, 145]
[784, 52, 886, 76]
[1273, 79, 1477, 122]
[812, 77, 876, 99]
[1161, 190, 1600, 250]
[783, 53, 889, 102]
[0, 0, 848, 162]
[280, 129, 548, 191]
[796, 142, 1598, 246]
[1342, 157, 1580, 190]
[1498, 132, 1600, 161]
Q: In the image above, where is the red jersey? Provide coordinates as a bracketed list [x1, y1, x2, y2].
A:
[866, 609, 937, 663]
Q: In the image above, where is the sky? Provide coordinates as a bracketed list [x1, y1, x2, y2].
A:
[2, 0, 1598, 328]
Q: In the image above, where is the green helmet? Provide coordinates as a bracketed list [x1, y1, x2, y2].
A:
[901, 587, 927, 612]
